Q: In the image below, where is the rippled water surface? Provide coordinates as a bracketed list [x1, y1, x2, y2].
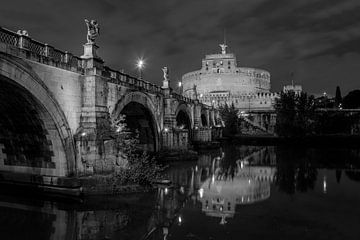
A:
[1, 144, 360, 240]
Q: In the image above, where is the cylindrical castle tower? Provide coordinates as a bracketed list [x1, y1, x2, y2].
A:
[181, 43, 276, 111]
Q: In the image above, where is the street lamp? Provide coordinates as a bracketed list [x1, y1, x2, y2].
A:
[178, 81, 182, 94]
[136, 59, 145, 79]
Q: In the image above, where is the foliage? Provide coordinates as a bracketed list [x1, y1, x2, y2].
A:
[335, 86, 342, 108]
[111, 115, 164, 186]
[275, 91, 315, 137]
[342, 89, 360, 109]
[219, 102, 239, 136]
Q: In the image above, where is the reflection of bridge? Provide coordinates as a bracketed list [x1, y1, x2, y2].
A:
[0, 26, 221, 183]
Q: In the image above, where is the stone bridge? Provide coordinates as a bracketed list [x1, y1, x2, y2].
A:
[0, 26, 221, 182]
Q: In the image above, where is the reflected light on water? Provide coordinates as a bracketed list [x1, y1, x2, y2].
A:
[199, 188, 204, 198]
[178, 216, 182, 225]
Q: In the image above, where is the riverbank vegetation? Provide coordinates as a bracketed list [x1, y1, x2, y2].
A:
[111, 116, 164, 186]
[275, 91, 360, 137]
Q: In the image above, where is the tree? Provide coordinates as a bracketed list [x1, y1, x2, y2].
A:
[219, 102, 239, 136]
[342, 89, 360, 109]
[111, 115, 164, 186]
[275, 91, 315, 137]
[335, 86, 342, 108]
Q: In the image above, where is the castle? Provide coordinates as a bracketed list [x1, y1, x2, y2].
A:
[181, 43, 278, 111]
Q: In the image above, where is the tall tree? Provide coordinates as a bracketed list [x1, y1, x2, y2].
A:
[219, 102, 239, 136]
[275, 91, 315, 137]
[335, 86, 342, 108]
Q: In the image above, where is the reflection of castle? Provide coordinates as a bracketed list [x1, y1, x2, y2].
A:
[199, 162, 276, 223]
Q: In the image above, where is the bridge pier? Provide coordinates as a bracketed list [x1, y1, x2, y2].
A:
[75, 43, 114, 176]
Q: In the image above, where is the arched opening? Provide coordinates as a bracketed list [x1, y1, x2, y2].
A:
[120, 102, 157, 152]
[176, 110, 191, 130]
[0, 75, 66, 175]
[201, 114, 208, 127]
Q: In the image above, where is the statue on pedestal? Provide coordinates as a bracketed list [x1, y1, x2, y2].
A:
[162, 67, 169, 81]
[85, 19, 100, 44]
[219, 43, 227, 54]
[162, 67, 170, 89]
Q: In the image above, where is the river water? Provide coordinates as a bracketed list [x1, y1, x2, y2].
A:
[1, 144, 360, 240]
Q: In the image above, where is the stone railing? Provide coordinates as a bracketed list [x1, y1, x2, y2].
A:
[104, 66, 163, 94]
[0, 27, 83, 70]
[171, 92, 194, 104]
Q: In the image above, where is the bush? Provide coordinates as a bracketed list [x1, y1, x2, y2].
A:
[111, 115, 164, 186]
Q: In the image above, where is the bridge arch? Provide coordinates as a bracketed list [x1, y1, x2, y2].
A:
[201, 109, 208, 127]
[111, 91, 160, 152]
[0, 54, 75, 177]
[175, 103, 193, 130]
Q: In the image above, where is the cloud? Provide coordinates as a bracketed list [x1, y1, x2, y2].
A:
[1, 0, 360, 95]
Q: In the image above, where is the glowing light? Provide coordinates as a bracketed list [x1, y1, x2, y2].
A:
[136, 59, 144, 69]
[323, 176, 327, 194]
[178, 216, 182, 224]
[164, 127, 169, 132]
[164, 187, 168, 195]
[212, 174, 215, 184]
[200, 93, 203, 98]
[81, 132, 86, 137]
[198, 188, 204, 198]
[180, 186, 184, 194]
[195, 165, 198, 172]
[178, 81, 182, 87]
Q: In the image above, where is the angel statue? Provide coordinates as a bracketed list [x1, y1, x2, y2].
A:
[219, 43, 227, 54]
[162, 67, 169, 81]
[85, 19, 100, 44]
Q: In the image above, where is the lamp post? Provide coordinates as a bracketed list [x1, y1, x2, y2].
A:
[136, 59, 144, 79]
[178, 81, 182, 94]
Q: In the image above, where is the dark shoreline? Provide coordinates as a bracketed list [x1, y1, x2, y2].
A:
[226, 134, 360, 147]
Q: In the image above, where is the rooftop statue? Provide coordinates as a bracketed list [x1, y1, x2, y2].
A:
[162, 67, 169, 81]
[219, 43, 227, 54]
[85, 19, 100, 44]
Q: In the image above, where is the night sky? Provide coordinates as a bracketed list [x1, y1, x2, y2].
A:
[1, 0, 360, 95]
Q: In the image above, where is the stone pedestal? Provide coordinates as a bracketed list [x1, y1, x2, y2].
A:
[82, 43, 100, 59]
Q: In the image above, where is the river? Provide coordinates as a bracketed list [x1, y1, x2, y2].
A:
[1, 143, 360, 239]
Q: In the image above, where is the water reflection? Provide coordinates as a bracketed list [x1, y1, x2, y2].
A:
[1, 145, 360, 239]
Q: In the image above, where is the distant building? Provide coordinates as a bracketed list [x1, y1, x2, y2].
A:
[181, 43, 278, 111]
[283, 83, 302, 95]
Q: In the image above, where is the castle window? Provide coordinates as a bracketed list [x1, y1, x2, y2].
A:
[228, 66, 231, 69]
[220, 61, 223, 65]
[206, 61, 209, 66]
[228, 61, 231, 65]
[265, 101, 267, 104]
[217, 69, 220, 73]
[206, 67, 208, 71]
[260, 101, 262, 104]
